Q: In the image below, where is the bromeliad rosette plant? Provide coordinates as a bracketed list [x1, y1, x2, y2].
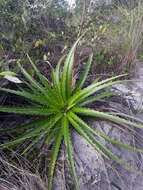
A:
[0, 39, 143, 190]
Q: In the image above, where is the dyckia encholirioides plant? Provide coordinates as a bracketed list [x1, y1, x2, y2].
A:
[0, 38, 143, 190]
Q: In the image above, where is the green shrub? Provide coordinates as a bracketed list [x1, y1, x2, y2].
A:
[0, 39, 143, 190]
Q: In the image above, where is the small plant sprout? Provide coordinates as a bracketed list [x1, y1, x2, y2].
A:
[0, 39, 143, 190]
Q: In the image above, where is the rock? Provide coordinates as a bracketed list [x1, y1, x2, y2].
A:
[61, 61, 143, 189]
[73, 132, 110, 190]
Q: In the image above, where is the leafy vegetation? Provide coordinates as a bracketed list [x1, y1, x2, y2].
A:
[0, 39, 143, 189]
[1, 0, 143, 77]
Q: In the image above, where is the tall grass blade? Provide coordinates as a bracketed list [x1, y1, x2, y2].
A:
[48, 129, 63, 190]
[63, 116, 80, 190]
[74, 107, 143, 129]
[75, 53, 93, 90]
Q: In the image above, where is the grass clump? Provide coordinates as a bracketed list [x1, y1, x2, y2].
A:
[0, 38, 143, 190]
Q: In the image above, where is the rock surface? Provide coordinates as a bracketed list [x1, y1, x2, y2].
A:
[54, 62, 143, 190]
